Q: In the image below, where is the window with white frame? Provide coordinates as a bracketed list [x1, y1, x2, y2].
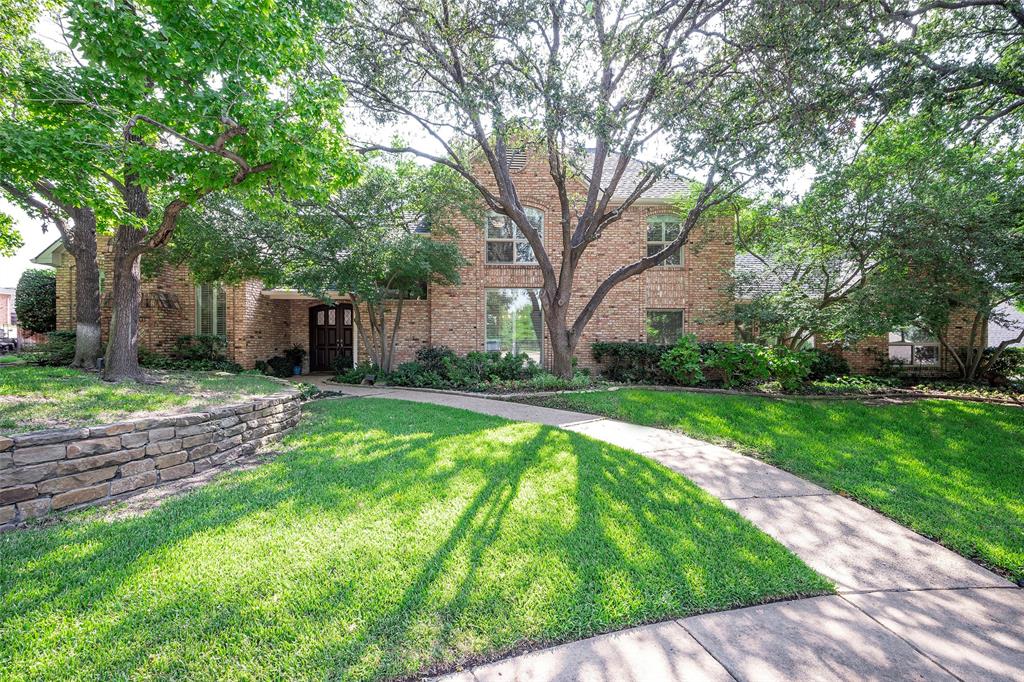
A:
[646, 310, 684, 345]
[486, 208, 543, 264]
[196, 283, 227, 338]
[646, 215, 683, 266]
[888, 327, 939, 365]
[485, 289, 543, 363]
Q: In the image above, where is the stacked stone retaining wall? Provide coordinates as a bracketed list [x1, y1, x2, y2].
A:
[0, 390, 301, 529]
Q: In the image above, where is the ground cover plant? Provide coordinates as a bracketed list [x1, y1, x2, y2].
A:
[0, 398, 830, 680]
[522, 389, 1024, 582]
[335, 346, 597, 393]
[0, 365, 282, 434]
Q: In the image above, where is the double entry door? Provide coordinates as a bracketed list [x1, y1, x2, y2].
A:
[309, 303, 354, 372]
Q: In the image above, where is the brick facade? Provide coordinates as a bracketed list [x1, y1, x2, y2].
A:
[47, 149, 739, 373]
[841, 307, 984, 376]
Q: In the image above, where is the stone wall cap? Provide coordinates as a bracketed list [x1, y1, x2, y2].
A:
[13, 428, 89, 448]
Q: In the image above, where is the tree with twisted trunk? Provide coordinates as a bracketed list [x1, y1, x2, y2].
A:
[330, 0, 862, 377]
[1, 0, 358, 381]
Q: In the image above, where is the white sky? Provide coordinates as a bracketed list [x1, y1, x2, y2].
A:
[0, 200, 55, 289]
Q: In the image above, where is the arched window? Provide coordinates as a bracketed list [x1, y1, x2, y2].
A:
[646, 215, 683, 266]
[195, 283, 227, 338]
[485, 207, 544, 264]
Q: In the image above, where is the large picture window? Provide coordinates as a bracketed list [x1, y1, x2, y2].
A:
[888, 327, 939, 366]
[646, 310, 684, 345]
[485, 289, 543, 363]
[646, 215, 683, 266]
[196, 283, 227, 338]
[486, 208, 543, 264]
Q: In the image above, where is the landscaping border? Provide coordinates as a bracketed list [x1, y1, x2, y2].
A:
[0, 389, 302, 530]
[326, 379, 1024, 406]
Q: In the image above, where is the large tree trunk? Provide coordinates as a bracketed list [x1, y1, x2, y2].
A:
[67, 208, 102, 369]
[102, 226, 147, 382]
[546, 304, 577, 379]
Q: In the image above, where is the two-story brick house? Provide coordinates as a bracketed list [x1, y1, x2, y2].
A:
[36, 145, 982, 376]
[34, 149, 739, 373]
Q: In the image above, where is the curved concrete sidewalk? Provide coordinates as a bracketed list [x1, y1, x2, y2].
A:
[315, 382, 1023, 681]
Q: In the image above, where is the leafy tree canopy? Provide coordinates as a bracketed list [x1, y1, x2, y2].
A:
[171, 157, 473, 371]
[0, 0, 359, 243]
[0, 212, 23, 256]
[738, 115, 1024, 378]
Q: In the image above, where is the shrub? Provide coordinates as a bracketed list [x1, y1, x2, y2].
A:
[984, 347, 1024, 385]
[702, 342, 772, 388]
[806, 349, 851, 380]
[15, 269, 56, 334]
[255, 355, 293, 378]
[140, 335, 242, 372]
[591, 342, 670, 383]
[659, 334, 705, 386]
[765, 346, 814, 392]
[385, 347, 541, 389]
[335, 360, 378, 384]
[388, 360, 448, 388]
[26, 330, 76, 366]
[415, 345, 457, 374]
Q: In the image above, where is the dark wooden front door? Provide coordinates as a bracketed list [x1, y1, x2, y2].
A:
[309, 303, 354, 372]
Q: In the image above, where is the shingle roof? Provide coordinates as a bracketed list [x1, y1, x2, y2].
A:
[734, 252, 786, 299]
[989, 302, 1024, 348]
[582, 151, 694, 201]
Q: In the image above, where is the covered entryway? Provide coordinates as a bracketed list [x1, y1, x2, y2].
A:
[309, 303, 354, 372]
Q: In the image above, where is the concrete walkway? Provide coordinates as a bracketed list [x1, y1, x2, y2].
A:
[310, 381, 1023, 681]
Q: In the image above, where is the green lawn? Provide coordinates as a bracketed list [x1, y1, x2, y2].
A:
[0, 354, 22, 364]
[524, 389, 1024, 583]
[0, 398, 829, 681]
[0, 365, 284, 435]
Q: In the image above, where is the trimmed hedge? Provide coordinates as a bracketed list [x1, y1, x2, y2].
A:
[15, 268, 56, 334]
[591, 342, 672, 383]
[594, 338, 816, 391]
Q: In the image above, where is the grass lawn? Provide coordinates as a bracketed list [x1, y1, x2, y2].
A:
[523, 389, 1024, 583]
[0, 365, 284, 435]
[0, 354, 22, 364]
[0, 398, 829, 681]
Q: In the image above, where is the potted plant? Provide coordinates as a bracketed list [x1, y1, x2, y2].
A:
[285, 345, 307, 376]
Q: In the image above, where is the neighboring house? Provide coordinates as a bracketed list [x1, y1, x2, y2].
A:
[733, 253, 987, 375]
[34, 149, 736, 372]
[0, 287, 16, 349]
[988, 302, 1024, 349]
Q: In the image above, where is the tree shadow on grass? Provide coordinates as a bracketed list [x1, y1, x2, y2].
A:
[0, 398, 826, 681]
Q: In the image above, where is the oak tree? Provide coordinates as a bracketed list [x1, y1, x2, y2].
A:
[331, 0, 857, 376]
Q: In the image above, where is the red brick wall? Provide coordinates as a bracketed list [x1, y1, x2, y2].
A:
[428, 151, 736, 370]
[839, 307, 982, 376]
[47, 150, 736, 373]
[55, 237, 194, 355]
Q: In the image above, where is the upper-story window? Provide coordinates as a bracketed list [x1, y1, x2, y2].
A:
[196, 283, 227, 338]
[486, 208, 543, 264]
[646, 215, 683, 266]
